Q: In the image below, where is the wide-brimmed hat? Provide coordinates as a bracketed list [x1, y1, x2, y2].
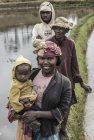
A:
[33, 41, 62, 57]
[51, 17, 73, 30]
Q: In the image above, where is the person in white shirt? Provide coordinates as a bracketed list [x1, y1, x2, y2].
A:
[32, 1, 55, 47]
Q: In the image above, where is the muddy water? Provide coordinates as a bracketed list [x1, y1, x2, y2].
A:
[84, 30, 94, 139]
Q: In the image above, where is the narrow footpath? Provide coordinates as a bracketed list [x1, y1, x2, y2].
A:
[84, 30, 94, 140]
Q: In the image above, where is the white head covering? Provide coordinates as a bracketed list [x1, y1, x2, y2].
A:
[39, 1, 55, 24]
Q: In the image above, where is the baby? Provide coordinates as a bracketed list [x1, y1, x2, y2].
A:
[7, 55, 40, 137]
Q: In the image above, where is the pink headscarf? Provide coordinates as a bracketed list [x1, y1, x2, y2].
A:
[33, 41, 62, 57]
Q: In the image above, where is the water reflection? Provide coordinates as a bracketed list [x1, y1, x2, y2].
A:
[0, 25, 37, 64]
[4, 28, 20, 54]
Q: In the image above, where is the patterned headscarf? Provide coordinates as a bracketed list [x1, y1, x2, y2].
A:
[33, 41, 62, 57]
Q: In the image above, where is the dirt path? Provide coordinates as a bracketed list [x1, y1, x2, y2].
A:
[84, 30, 94, 140]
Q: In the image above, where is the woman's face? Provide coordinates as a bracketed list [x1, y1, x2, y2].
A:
[38, 56, 57, 76]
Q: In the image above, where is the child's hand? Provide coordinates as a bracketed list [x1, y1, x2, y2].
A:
[24, 103, 32, 110]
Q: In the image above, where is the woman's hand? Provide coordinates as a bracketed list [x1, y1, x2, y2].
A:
[24, 103, 32, 110]
[22, 110, 53, 124]
[22, 111, 38, 124]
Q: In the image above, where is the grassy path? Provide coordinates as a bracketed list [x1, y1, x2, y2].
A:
[68, 13, 94, 140]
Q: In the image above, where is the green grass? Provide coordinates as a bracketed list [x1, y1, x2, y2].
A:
[68, 14, 94, 140]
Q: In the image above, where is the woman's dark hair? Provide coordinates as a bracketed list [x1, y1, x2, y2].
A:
[37, 56, 61, 66]
[56, 56, 61, 66]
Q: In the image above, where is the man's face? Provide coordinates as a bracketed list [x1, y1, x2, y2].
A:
[40, 11, 52, 24]
[53, 26, 68, 39]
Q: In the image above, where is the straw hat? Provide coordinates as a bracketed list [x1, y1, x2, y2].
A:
[51, 17, 73, 30]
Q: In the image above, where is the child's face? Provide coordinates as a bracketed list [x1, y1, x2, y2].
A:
[15, 63, 31, 82]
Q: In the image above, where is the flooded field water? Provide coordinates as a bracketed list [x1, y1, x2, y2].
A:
[84, 30, 94, 140]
